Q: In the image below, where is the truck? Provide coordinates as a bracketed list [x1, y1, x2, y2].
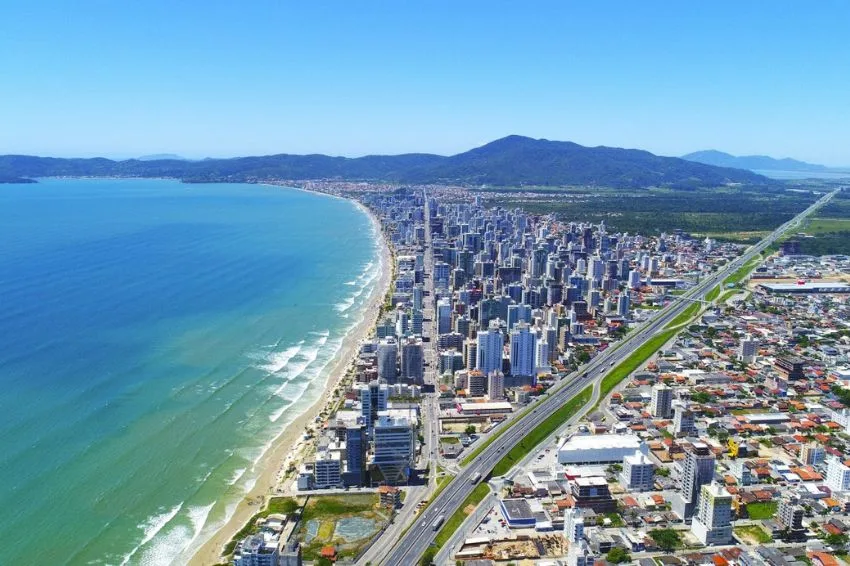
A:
[432, 514, 445, 530]
[470, 471, 482, 484]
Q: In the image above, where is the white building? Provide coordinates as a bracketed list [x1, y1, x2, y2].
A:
[691, 483, 733, 545]
[563, 507, 585, 543]
[509, 322, 537, 377]
[487, 370, 505, 400]
[313, 451, 342, 488]
[826, 457, 850, 493]
[566, 539, 596, 566]
[739, 334, 758, 363]
[557, 434, 648, 465]
[476, 320, 504, 376]
[650, 383, 672, 418]
[620, 450, 655, 491]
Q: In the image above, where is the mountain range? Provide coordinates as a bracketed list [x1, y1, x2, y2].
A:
[681, 149, 829, 172]
[1, 136, 771, 188]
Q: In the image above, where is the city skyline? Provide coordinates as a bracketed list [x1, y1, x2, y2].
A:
[2, 1, 849, 164]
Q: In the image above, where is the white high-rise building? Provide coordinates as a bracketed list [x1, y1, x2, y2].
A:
[563, 507, 585, 543]
[650, 383, 673, 418]
[357, 381, 388, 431]
[509, 322, 537, 378]
[620, 450, 655, 491]
[827, 457, 850, 493]
[476, 320, 504, 376]
[535, 339, 550, 374]
[628, 269, 642, 290]
[691, 483, 733, 545]
[739, 334, 757, 363]
[376, 337, 398, 383]
[487, 370, 505, 400]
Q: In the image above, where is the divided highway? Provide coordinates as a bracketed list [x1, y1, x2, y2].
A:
[376, 190, 834, 565]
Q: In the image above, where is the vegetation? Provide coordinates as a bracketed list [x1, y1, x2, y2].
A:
[606, 547, 631, 563]
[735, 524, 772, 544]
[723, 255, 762, 287]
[298, 494, 385, 562]
[825, 532, 849, 549]
[464, 424, 476, 435]
[0, 135, 773, 188]
[649, 528, 682, 551]
[433, 483, 491, 549]
[746, 501, 779, 520]
[491, 386, 592, 476]
[489, 186, 815, 235]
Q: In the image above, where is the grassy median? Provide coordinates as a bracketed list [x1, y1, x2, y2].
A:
[433, 483, 491, 548]
[491, 385, 593, 476]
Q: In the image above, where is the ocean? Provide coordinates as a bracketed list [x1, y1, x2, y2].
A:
[0, 178, 382, 564]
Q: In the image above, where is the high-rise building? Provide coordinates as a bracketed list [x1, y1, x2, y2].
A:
[691, 483, 733, 545]
[563, 507, 585, 543]
[800, 442, 825, 466]
[313, 451, 342, 488]
[620, 450, 655, 491]
[234, 534, 280, 566]
[376, 338, 398, 383]
[343, 425, 366, 486]
[437, 298, 453, 335]
[439, 350, 465, 376]
[650, 383, 673, 418]
[487, 370, 505, 400]
[826, 457, 850, 493]
[673, 402, 697, 437]
[371, 415, 414, 485]
[357, 381, 388, 432]
[507, 303, 532, 330]
[476, 320, 504, 376]
[535, 339, 550, 374]
[739, 334, 757, 363]
[673, 441, 716, 519]
[628, 269, 642, 290]
[509, 322, 537, 378]
[777, 497, 806, 541]
[468, 369, 487, 397]
[464, 339, 478, 371]
[617, 293, 630, 317]
[411, 309, 424, 335]
[400, 338, 424, 384]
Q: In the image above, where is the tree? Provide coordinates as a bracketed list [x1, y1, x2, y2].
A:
[420, 548, 437, 566]
[465, 424, 476, 435]
[606, 547, 631, 563]
[826, 532, 849, 549]
[649, 528, 681, 552]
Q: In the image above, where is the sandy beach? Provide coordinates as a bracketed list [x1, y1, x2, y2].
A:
[188, 193, 392, 566]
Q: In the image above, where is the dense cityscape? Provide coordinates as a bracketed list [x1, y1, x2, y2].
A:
[215, 182, 850, 566]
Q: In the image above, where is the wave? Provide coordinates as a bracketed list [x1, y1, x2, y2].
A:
[334, 297, 355, 313]
[256, 342, 304, 375]
[119, 503, 184, 566]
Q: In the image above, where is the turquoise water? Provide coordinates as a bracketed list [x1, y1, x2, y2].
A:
[0, 178, 382, 564]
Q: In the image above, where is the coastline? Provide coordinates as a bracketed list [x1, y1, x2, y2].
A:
[187, 188, 392, 566]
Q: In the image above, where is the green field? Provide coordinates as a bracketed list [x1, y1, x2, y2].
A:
[723, 255, 763, 287]
[705, 285, 721, 302]
[433, 483, 491, 548]
[746, 501, 778, 520]
[804, 217, 850, 234]
[735, 524, 772, 544]
[298, 494, 387, 561]
[491, 386, 593, 476]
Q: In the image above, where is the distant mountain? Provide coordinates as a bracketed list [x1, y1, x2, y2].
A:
[137, 153, 188, 161]
[0, 136, 770, 188]
[682, 149, 828, 172]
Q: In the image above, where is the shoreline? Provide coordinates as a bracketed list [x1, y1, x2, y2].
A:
[187, 187, 392, 566]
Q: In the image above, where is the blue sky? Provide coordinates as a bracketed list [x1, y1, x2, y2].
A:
[1, 1, 848, 164]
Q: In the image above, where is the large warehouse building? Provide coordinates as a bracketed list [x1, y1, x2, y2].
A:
[557, 433, 648, 465]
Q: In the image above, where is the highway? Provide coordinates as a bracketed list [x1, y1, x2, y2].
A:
[375, 190, 834, 565]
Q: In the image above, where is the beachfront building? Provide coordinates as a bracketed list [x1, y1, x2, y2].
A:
[400, 337, 424, 384]
[356, 380, 388, 432]
[376, 337, 398, 383]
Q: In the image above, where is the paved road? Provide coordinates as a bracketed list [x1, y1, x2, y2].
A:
[374, 190, 834, 565]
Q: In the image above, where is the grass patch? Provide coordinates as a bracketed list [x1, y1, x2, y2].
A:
[440, 436, 460, 444]
[723, 255, 762, 288]
[298, 494, 386, 562]
[668, 302, 701, 328]
[433, 483, 491, 548]
[492, 386, 592, 476]
[705, 285, 721, 302]
[746, 501, 778, 520]
[735, 524, 772, 544]
[803, 217, 850, 234]
[591, 327, 678, 413]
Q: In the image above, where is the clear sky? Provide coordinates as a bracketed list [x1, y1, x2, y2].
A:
[2, 1, 848, 164]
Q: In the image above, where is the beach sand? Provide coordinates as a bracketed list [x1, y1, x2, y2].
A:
[187, 196, 391, 566]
